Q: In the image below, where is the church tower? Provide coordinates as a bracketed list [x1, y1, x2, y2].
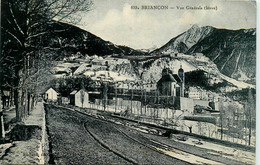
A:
[162, 67, 169, 76]
[178, 65, 185, 97]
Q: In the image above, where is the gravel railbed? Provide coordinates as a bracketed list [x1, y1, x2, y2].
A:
[96, 113, 248, 165]
[86, 119, 189, 165]
[46, 104, 247, 165]
[45, 104, 130, 164]
[135, 129, 246, 165]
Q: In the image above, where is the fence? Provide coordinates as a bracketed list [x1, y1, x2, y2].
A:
[59, 88, 256, 147]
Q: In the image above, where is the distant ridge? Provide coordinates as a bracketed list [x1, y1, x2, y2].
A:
[151, 25, 256, 84]
[39, 21, 145, 60]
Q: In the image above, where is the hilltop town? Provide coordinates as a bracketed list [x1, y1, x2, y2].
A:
[37, 50, 255, 148]
[1, 1, 256, 163]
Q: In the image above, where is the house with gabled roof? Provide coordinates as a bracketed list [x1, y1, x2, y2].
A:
[45, 88, 59, 101]
[70, 89, 89, 108]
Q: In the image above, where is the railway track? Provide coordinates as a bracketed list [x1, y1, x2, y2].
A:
[83, 121, 138, 165]
[49, 104, 247, 165]
[45, 104, 133, 164]
[83, 113, 225, 165]
[115, 126, 227, 165]
[117, 127, 231, 164]
[83, 114, 224, 165]
[83, 115, 190, 164]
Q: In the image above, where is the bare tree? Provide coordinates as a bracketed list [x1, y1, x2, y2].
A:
[218, 100, 224, 140]
[246, 88, 255, 145]
[0, 92, 5, 139]
[1, 0, 93, 122]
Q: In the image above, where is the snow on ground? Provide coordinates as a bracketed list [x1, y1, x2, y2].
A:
[65, 102, 255, 164]
[81, 103, 255, 146]
[0, 140, 42, 164]
[175, 53, 255, 89]
[143, 59, 196, 82]
[176, 120, 218, 137]
[170, 59, 197, 73]
[57, 62, 80, 68]
[52, 74, 66, 78]
[220, 73, 255, 89]
[53, 67, 70, 72]
[74, 64, 89, 75]
[0, 102, 45, 164]
[173, 136, 255, 164]
[83, 71, 95, 77]
[176, 119, 255, 146]
[83, 70, 135, 82]
[235, 69, 251, 82]
[155, 145, 223, 165]
[0, 143, 12, 157]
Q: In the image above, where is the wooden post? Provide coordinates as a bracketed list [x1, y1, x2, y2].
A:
[144, 90, 147, 115]
[248, 104, 252, 146]
[103, 82, 107, 111]
[153, 91, 156, 123]
[27, 92, 31, 115]
[131, 87, 133, 115]
[157, 91, 159, 119]
[115, 84, 117, 113]
[140, 90, 142, 120]
[167, 90, 169, 120]
[220, 115, 223, 140]
[141, 89, 143, 116]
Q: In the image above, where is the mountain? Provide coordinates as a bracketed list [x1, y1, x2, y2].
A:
[151, 25, 256, 84]
[152, 25, 214, 53]
[41, 21, 145, 59]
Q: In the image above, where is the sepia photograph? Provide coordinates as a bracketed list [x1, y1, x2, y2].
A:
[0, 0, 257, 164]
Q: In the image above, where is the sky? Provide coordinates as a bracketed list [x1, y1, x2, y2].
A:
[77, 0, 256, 49]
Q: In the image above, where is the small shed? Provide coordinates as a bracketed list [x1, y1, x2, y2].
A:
[70, 89, 89, 108]
[45, 88, 58, 101]
[57, 96, 70, 105]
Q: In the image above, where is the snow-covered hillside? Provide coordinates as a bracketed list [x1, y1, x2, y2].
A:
[137, 53, 255, 91]
[220, 73, 255, 89]
[52, 51, 255, 92]
[152, 25, 256, 84]
[141, 58, 197, 82]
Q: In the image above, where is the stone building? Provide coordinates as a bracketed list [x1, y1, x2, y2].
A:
[157, 66, 185, 97]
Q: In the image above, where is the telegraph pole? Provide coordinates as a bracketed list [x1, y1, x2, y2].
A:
[167, 90, 169, 120]
[114, 83, 117, 113]
[157, 90, 160, 119]
[248, 103, 252, 146]
[144, 89, 147, 115]
[131, 86, 133, 115]
[141, 86, 143, 116]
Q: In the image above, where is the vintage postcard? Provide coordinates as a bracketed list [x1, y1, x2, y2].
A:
[0, 0, 256, 164]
